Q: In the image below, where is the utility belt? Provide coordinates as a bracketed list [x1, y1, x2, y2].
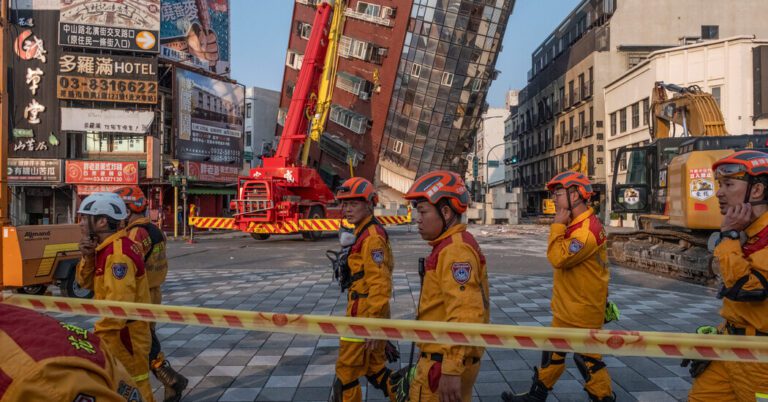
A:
[420, 352, 480, 365]
[725, 322, 768, 336]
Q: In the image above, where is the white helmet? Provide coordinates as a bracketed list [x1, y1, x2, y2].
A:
[77, 192, 128, 220]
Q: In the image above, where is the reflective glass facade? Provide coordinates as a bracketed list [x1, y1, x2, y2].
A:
[379, 0, 515, 183]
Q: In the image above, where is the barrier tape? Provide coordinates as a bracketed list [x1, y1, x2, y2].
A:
[189, 215, 411, 233]
[2, 294, 768, 363]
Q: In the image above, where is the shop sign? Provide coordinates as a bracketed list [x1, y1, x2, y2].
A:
[57, 76, 157, 104]
[8, 158, 62, 183]
[57, 52, 157, 80]
[75, 184, 124, 195]
[187, 161, 239, 183]
[59, 0, 160, 53]
[65, 160, 138, 184]
[61, 108, 154, 134]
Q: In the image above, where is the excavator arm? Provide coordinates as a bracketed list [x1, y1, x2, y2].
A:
[649, 81, 727, 139]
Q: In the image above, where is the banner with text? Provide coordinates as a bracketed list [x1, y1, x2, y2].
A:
[187, 161, 239, 183]
[175, 68, 243, 164]
[8, 158, 62, 183]
[59, 0, 160, 52]
[56, 52, 158, 104]
[61, 108, 155, 134]
[161, 0, 230, 75]
[65, 160, 139, 185]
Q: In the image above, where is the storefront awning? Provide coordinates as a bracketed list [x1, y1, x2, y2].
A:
[187, 187, 236, 195]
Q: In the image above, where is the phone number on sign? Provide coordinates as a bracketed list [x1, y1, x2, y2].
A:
[57, 76, 157, 104]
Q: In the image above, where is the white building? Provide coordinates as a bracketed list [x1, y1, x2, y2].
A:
[477, 108, 510, 187]
[604, 36, 768, 220]
[244, 87, 281, 170]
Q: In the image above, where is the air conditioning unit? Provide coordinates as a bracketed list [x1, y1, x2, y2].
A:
[386, 6, 396, 17]
[377, 47, 388, 56]
[359, 92, 370, 101]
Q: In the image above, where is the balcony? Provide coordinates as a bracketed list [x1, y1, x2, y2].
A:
[344, 8, 392, 27]
[329, 104, 368, 134]
[582, 123, 592, 137]
[583, 81, 593, 99]
[572, 88, 581, 106]
[564, 95, 571, 110]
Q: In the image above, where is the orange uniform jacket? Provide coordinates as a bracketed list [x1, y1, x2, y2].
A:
[547, 208, 609, 329]
[125, 217, 169, 304]
[713, 211, 768, 332]
[418, 224, 490, 376]
[0, 304, 143, 402]
[346, 216, 393, 319]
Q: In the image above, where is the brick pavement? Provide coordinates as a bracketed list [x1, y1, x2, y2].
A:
[50, 264, 722, 402]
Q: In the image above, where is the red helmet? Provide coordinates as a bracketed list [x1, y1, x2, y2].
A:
[113, 186, 147, 214]
[336, 177, 378, 204]
[404, 170, 469, 214]
[712, 150, 768, 179]
[546, 171, 594, 200]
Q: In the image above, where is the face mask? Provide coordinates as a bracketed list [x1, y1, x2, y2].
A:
[339, 226, 356, 247]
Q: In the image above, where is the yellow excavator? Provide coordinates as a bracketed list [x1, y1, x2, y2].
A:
[0, 2, 89, 298]
[609, 81, 768, 284]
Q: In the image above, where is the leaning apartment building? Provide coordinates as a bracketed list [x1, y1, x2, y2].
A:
[510, 0, 768, 216]
[281, 0, 516, 199]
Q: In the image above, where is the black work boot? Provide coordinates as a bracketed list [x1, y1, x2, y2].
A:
[587, 391, 616, 402]
[501, 369, 549, 402]
[153, 360, 189, 402]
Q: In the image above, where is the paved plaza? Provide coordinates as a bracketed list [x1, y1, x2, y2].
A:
[47, 226, 721, 401]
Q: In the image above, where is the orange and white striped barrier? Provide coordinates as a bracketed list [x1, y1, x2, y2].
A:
[2, 293, 768, 363]
[189, 215, 411, 233]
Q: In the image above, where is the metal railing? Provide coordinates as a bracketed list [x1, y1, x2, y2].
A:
[344, 8, 392, 27]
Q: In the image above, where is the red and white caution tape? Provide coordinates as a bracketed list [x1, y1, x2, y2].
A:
[3, 293, 767, 363]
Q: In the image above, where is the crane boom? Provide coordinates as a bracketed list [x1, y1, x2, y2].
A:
[266, 2, 333, 169]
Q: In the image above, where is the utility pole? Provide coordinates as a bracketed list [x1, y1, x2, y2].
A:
[0, 0, 9, 287]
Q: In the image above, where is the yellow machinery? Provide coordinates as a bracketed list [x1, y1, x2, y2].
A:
[0, 1, 90, 298]
[609, 82, 768, 284]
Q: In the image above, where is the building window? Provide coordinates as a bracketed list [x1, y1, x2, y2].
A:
[642, 98, 650, 126]
[277, 108, 287, 126]
[441, 72, 454, 86]
[610, 112, 617, 136]
[568, 80, 574, 105]
[286, 50, 303, 70]
[631, 102, 640, 129]
[411, 63, 422, 78]
[585, 106, 593, 137]
[578, 73, 585, 101]
[567, 116, 574, 144]
[297, 22, 312, 39]
[86, 133, 145, 153]
[246, 103, 252, 118]
[245, 130, 252, 147]
[353, 40, 369, 59]
[702, 25, 719, 40]
[619, 108, 627, 132]
[577, 111, 584, 140]
[711, 86, 722, 107]
[471, 78, 482, 92]
[330, 104, 368, 134]
[392, 139, 404, 154]
[356, 1, 381, 17]
[336, 71, 372, 99]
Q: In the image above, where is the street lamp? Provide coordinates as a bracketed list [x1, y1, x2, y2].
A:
[485, 142, 505, 195]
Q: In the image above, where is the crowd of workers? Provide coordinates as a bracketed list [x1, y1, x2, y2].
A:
[1, 150, 768, 402]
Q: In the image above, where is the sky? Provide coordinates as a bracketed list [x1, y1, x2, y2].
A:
[230, 0, 581, 107]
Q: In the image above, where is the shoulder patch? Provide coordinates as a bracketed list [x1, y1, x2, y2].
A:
[112, 263, 128, 280]
[371, 248, 384, 265]
[118, 380, 142, 402]
[73, 394, 96, 402]
[451, 262, 472, 285]
[568, 239, 584, 254]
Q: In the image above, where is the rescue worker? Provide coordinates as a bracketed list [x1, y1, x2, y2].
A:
[402, 170, 490, 402]
[114, 186, 188, 402]
[76, 192, 155, 402]
[0, 303, 145, 402]
[687, 150, 768, 401]
[503, 171, 614, 402]
[331, 177, 398, 402]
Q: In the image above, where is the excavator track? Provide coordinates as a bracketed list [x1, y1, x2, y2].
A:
[607, 229, 715, 286]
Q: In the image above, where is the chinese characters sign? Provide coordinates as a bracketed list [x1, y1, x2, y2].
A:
[161, 0, 230, 75]
[175, 68, 243, 164]
[56, 52, 157, 104]
[65, 161, 139, 184]
[187, 161, 239, 183]
[59, 0, 160, 52]
[8, 159, 62, 183]
[61, 108, 155, 134]
[9, 4, 64, 158]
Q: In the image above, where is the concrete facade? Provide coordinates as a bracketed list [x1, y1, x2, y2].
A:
[244, 87, 280, 170]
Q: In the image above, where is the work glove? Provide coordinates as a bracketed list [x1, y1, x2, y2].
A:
[604, 301, 620, 323]
[680, 325, 718, 377]
[384, 341, 400, 363]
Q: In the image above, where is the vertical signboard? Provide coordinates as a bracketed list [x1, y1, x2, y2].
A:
[161, 0, 231, 75]
[175, 68, 244, 164]
[9, 2, 65, 158]
[59, 0, 161, 52]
